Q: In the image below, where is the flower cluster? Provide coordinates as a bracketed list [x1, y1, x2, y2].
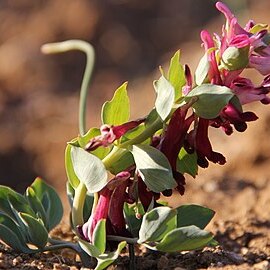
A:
[77, 1, 270, 244]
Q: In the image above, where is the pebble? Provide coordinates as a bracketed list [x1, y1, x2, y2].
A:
[254, 260, 269, 270]
[174, 267, 186, 270]
[157, 255, 169, 269]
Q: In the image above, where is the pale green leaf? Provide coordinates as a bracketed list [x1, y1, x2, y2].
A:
[176, 204, 215, 229]
[167, 50, 185, 100]
[195, 53, 209, 86]
[156, 225, 214, 252]
[177, 148, 198, 178]
[130, 145, 177, 193]
[71, 146, 108, 193]
[101, 82, 130, 125]
[92, 219, 106, 254]
[154, 75, 175, 121]
[138, 207, 176, 243]
[185, 84, 234, 119]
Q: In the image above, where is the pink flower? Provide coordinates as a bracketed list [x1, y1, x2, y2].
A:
[159, 107, 194, 194]
[187, 118, 226, 168]
[85, 119, 144, 151]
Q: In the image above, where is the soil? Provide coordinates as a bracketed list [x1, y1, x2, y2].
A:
[0, 0, 270, 269]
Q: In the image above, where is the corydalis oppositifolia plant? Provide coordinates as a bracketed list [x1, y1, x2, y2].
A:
[0, 2, 269, 270]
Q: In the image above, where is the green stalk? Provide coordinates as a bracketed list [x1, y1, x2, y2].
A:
[41, 40, 95, 136]
[42, 40, 95, 232]
[102, 117, 163, 170]
[72, 181, 87, 230]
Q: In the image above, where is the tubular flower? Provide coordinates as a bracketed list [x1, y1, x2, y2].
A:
[85, 119, 145, 151]
[186, 118, 226, 168]
[79, 172, 131, 242]
[159, 107, 194, 194]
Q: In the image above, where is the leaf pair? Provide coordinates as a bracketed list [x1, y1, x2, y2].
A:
[138, 204, 216, 252]
[0, 178, 63, 252]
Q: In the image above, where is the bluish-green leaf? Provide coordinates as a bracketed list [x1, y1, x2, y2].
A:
[19, 212, 48, 249]
[130, 145, 177, 193]
[138, 207, 176, 244]
[79, 239, 101, 258]
[177, 148, 198, 178]
[92, 219, 106, 254]
[0, 223, 33, 253]
[195, 53, 209, 86]
[154, 75, 175, 121]
[101, 82, 130, 125]
[25, 187, 48, 229]
[0, 185, 34, 220]
[156, 225, 214, 252]
[30, 177, 63, 231]
[0, 213, 28, 250]
[96, 241, 126, 270]
[71, 146, 108, 193]
[167, 50, 185, 100]
[185, 84, 234, 119]
[176, 204, 215, 229]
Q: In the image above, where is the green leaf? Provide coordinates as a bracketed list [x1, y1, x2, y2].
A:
[124, 202, 144, 237]
[79, 239, 101, 258]
[19, 212, 48, 249]
[156, 225, 214, 252]
[96, 241, 126, 270]
[78, 128, 111, 159]
[177, 148, 198, 178]
[154, 75, 175, 121]
[71, 146, 108, 193]
[195, 53, 209, 86]
[176, 204, 215, 229]
[101, 82, 130, 125]
[130, 145, 177, 193]
[0, 213, 28, 250]
[0, 223, 33, 253]
[0, 185, 34, 220]
[167, 50, 185, 100]
[92, 219, 106, 254]
[30, 178, 63, 231]
[65, 144, 80, 188]
[138, 207, 176, 244]
[25, 187, 48, 229]
[121, 124, 150, 145]
[106, 148, 134, 175]
[185, 84, 234, 119]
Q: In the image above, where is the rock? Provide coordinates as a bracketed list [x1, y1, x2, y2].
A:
[254, 260, 269, 270]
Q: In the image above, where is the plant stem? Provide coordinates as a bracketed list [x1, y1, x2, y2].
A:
[106, 235, 138, 244]
[128, 243, 136, 270]
[102, 117, 163, 170]
[72, 181, 87, 230]
[41, 40, 95, 136]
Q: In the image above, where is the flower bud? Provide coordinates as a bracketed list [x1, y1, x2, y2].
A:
[221, 45, 249, 71]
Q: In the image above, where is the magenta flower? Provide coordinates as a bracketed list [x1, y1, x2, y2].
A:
[187, 118, 226, 168]
[159, 107, 194, 194]
[80, 172, 131, 242]
[85, 119, 144, 151]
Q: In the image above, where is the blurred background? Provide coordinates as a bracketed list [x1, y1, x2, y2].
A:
[0, 0, 269, 217]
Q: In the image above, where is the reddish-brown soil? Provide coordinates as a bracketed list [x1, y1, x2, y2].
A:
[0, 1, 269, 269]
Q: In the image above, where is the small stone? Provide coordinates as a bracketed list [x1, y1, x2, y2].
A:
[174, 267, 186, 270]
[157, 255, 169, 269]
[254, 260, 269, 270]
[241, 247, 249, 255]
